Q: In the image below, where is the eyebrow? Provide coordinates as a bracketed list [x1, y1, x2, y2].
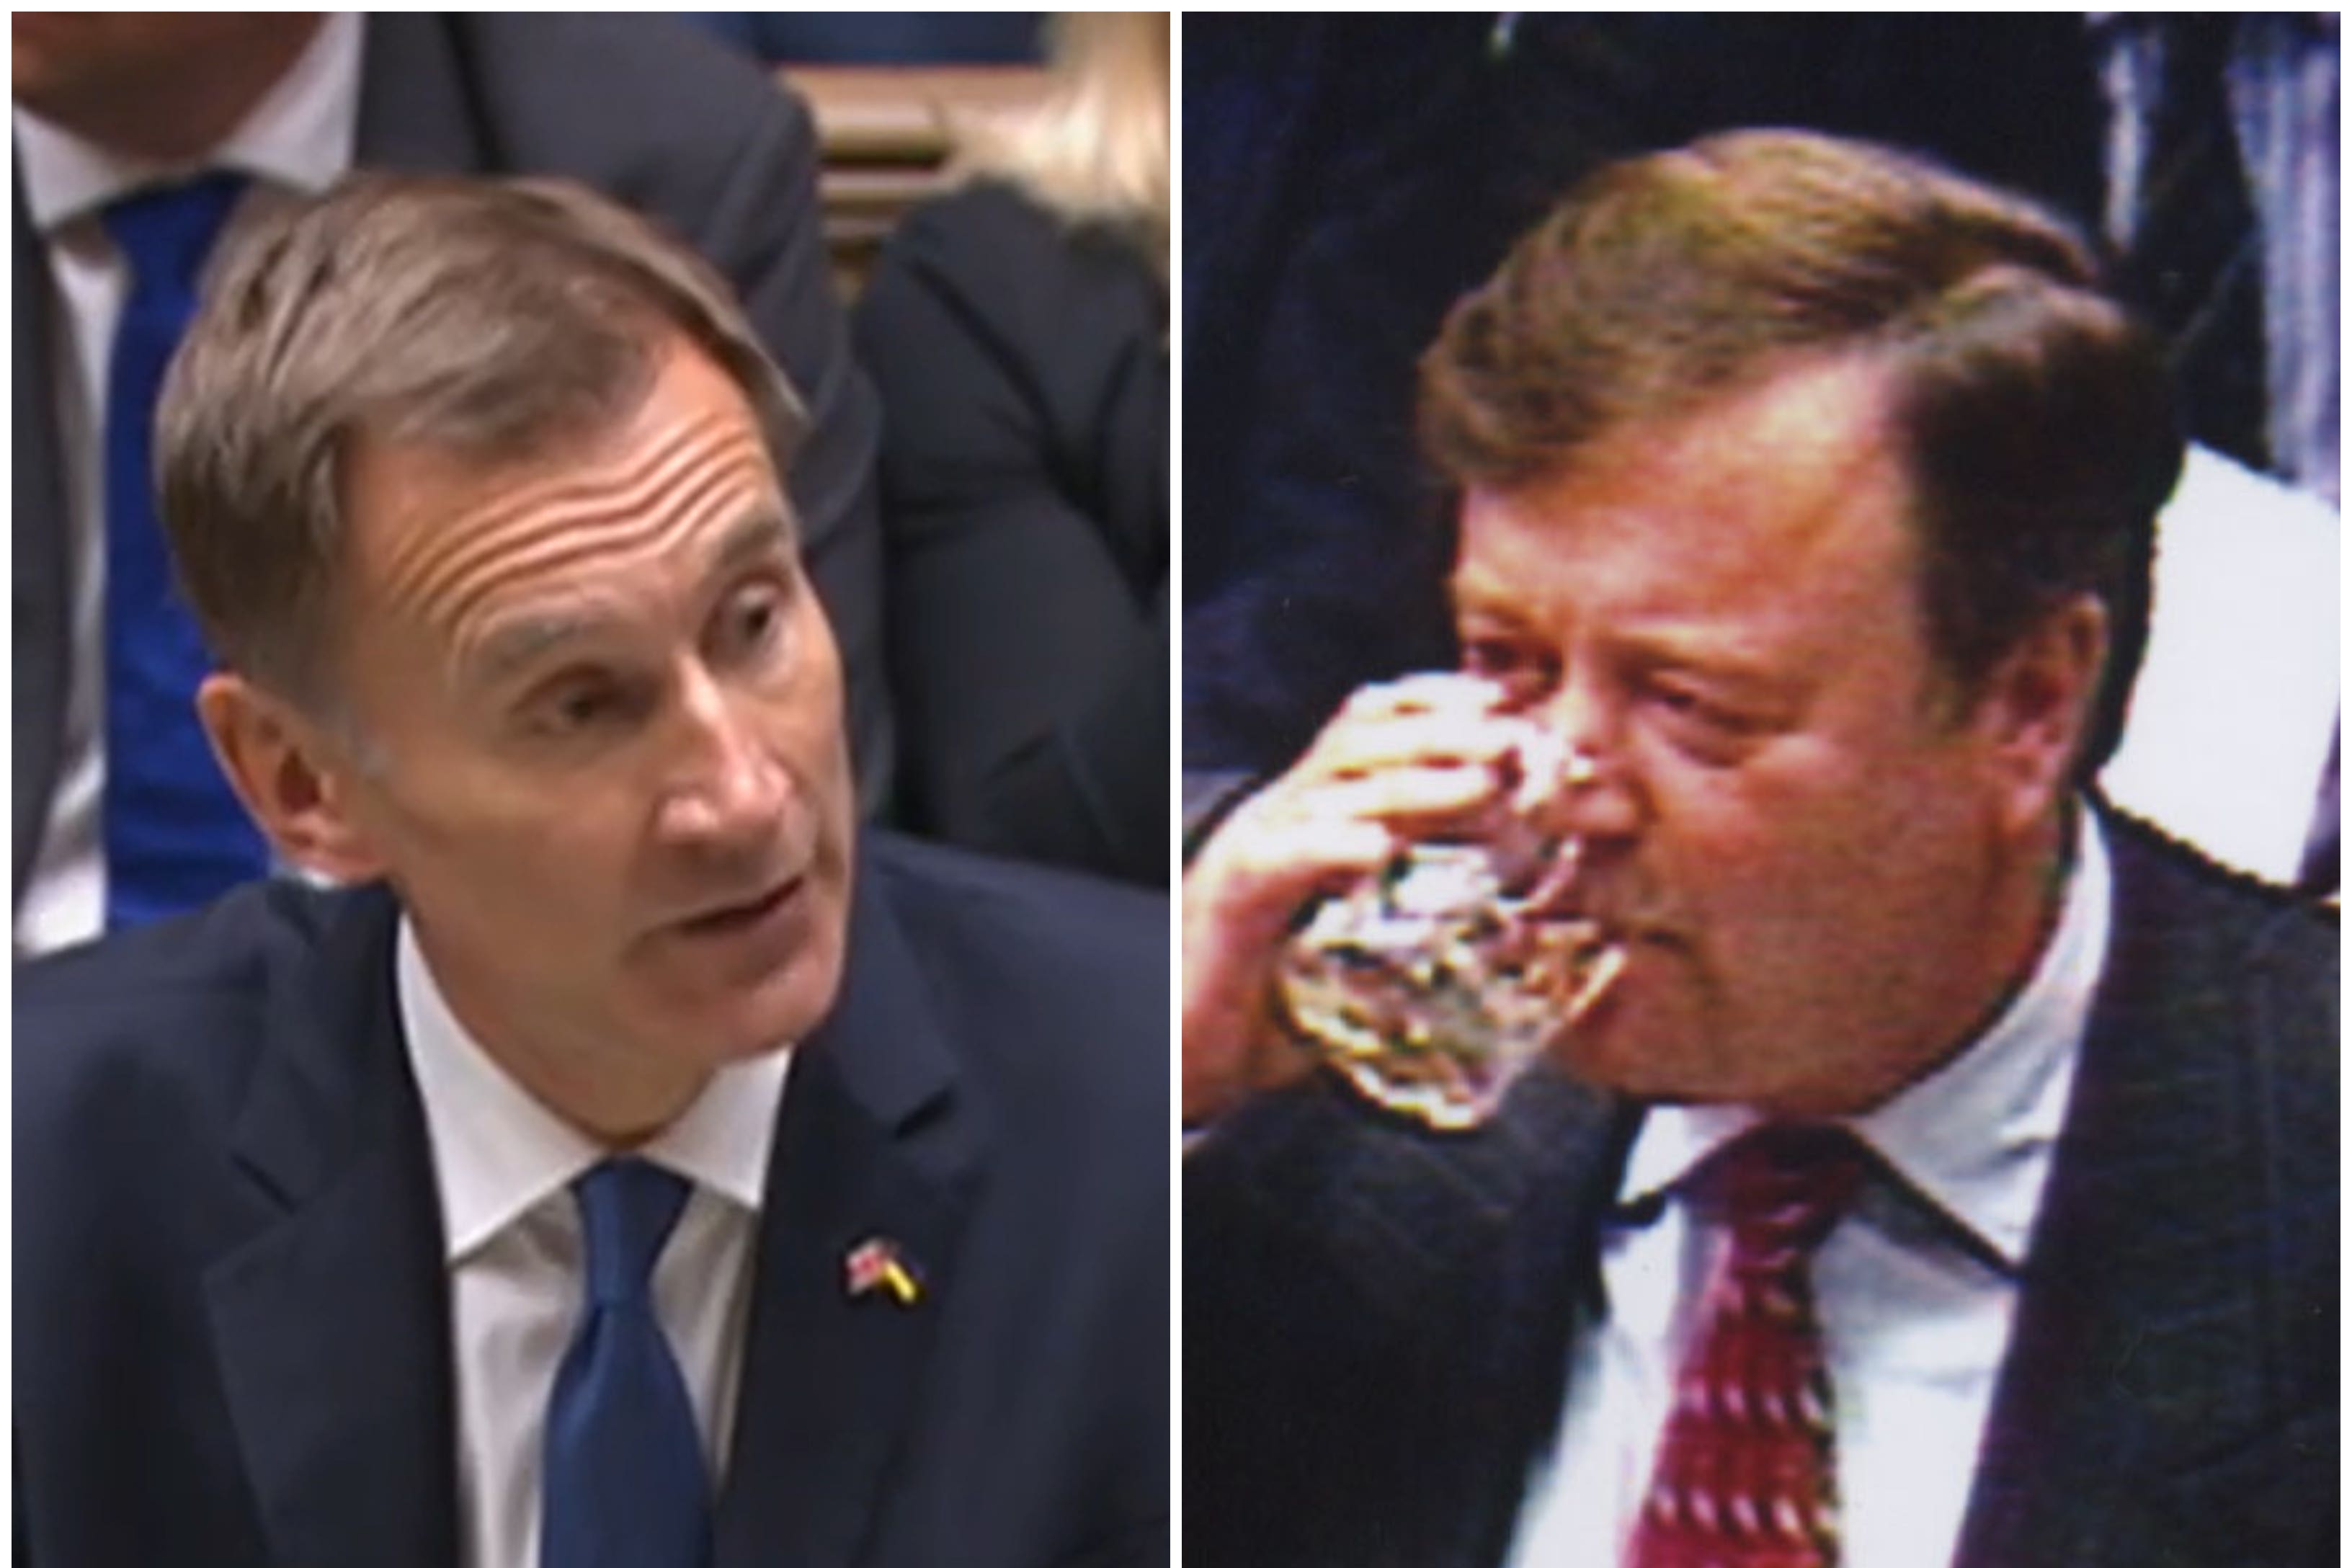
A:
[459, 504, 799, 692]
[1448, 573, 1536, 626]
[465, 612, 594, 692]
[708, 506, 797, 576]
[1446, 582, 1792, 692]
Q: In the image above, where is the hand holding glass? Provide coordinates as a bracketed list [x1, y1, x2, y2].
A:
[1274, 734, 1626, 1129]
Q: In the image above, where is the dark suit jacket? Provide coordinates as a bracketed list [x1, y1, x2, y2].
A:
[855, 180, 1169, 886]
[1185, 810, 2338, 1567]
[16, 833, 1168, 1567]
[12, 13, 894, 912]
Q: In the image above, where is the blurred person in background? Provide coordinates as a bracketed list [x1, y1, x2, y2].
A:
[855, 12, 1169, 886]
[12, 12, 894, 958]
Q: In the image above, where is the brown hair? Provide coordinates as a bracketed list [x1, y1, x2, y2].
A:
[156, 172, 808, 707]
[1419, 129, 2183, 772]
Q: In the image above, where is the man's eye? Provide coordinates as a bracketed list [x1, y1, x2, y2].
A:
[1652, 682, 1730, 723]
[1644, 679, 1768, 755]
[1459, 637, 1555, 705]
[723, 582, 791, 659]
[1461, 637, 1538, 680]
[739, 596, 778, 644]
[1651, 682, 1709, 716]
[525, 675, 631, 738]
[548, 684, 618, 730]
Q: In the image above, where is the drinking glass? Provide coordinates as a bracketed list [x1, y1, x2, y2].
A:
[1274, 801, 1624, 1131]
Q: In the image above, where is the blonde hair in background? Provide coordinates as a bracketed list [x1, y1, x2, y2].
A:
[955, 12, 1170, 277]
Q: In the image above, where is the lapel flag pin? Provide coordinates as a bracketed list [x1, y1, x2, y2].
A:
[845, 1237, 923, 1306]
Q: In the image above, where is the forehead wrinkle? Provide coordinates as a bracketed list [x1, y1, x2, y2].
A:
[370, 412, 713, 608]
[467, 502, 798, 682]
[393, 427, 769, 661]
[455, 499, 801, 689]
[444, 458, 771, 685]
[382, 416, 762, 620]
[373, 409, 765, 628]
[437, 436, 762, 633]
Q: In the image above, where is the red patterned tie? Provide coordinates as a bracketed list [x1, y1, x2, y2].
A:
[1627, 1123, 1868, 1568]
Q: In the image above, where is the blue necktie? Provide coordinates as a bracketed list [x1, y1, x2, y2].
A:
[543, 1159, 711, 1568]
[98, 172, 270, 930]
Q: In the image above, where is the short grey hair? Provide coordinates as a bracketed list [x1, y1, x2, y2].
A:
[157, 172, 808, 706]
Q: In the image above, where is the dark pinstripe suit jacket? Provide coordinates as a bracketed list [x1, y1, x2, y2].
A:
[1187, 808, 2337, 1568]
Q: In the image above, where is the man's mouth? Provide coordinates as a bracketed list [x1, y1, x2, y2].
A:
[675, 875, 803, 937]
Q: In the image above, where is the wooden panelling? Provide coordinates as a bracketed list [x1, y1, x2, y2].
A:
[782, 65, 1051, 297]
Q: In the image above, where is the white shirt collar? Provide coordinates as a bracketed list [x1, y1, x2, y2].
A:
[1621, 805, 2112, 1267]
[396, 915, 794, 1266]
[13, 11, 362, 231]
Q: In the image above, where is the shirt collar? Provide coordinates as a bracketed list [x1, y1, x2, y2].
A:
[1620, 806, 2112, 1267]
[396, 915, 794, 1265]
[13, 11, 362, 231]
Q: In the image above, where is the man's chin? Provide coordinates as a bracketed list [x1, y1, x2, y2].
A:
[655, 940, 846, 1064]
[1548, 963, 1646, 1082]
[1549, 999, 1729, 1104]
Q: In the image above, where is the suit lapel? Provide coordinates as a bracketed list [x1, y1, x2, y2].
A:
[714, 863, 984, 1568]
[203, 887, 462, 1568]
[1952, 820, 2291, 1568]
[14, 179, 69, 900]
[1203, 1072, 1630, 1568]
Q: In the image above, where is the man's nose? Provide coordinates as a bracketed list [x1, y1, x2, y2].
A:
[1517, 678, 1643, 841]
[654, 667, 788, 850]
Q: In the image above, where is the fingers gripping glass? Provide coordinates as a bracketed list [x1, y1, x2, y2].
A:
[1273, 746, 1626, 1130]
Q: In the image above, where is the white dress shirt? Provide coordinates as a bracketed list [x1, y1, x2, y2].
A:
[1507, 807, 2112, 1568]
[11, 12, 362, 958]
[398, 921, 793, 1568]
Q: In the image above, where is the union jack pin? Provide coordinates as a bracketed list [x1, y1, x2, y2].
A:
[845, 1237, 922, 1306]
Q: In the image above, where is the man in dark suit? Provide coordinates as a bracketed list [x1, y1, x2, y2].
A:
[1183, 130, 2335, 1567]
[13, 13, 891, 955]
[15, 176, 1166, 1567]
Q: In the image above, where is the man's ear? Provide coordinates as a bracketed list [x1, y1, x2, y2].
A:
[195, 672, 388, 883]
[1970, 594, 2108, 837]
